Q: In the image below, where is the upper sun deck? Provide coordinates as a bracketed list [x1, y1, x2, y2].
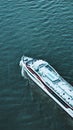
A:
[32, 60, 59, 82]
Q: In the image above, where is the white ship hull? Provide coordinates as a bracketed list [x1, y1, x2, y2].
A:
[19, 56, 73, 118]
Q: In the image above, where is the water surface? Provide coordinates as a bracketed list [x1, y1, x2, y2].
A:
[0, 0, 73, 130]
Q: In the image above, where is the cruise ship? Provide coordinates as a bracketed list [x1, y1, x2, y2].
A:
[19, 56, 73, 118]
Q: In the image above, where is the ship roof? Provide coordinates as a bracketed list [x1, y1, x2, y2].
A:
[32, 60, 73, 108]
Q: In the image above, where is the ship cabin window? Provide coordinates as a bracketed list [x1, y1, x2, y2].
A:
[34, 63, 47, 72]
[39, 63, 46, 68]
[26, 60, 33, 65]
[46, 64, 56, 73]
[27, 59, 37, 65]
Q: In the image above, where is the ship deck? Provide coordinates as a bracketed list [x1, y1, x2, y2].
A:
[24, 57, 73, 109]
[29, 60, 73, 109]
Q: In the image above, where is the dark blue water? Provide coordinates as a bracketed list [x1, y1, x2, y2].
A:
[0, 0, 73, 129]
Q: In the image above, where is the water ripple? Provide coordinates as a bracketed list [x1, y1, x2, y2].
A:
[0, 0, 73, 129]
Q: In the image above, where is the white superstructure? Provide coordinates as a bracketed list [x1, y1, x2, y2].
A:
[19, 56, 73, 118]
